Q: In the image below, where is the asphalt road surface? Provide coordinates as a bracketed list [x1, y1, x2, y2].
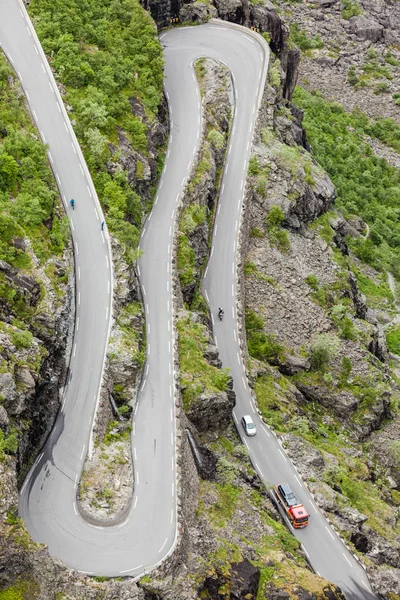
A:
[0, 2, 381, 596]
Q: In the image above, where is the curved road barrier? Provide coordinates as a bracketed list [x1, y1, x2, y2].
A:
[0, 2, 381, 596]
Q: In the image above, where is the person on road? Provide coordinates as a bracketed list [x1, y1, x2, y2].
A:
[218, 307, 224, 320]
[70, 198, 75, 210]
[101, 221, 105, 231]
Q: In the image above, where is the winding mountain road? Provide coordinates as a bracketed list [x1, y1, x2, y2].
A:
[0, 1, 381, 597]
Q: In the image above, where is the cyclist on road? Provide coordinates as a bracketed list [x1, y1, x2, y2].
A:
[70, 198, 75, 210]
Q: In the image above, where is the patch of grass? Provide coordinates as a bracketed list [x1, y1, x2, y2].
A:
[386, 324, 400, 355]
[207, 484, 241, 527]
[290, 23, 324, 52]
[177, 234, 196, 288]
[245, 309, 286, 364]
[177, 315, 230, 410]
[0, 579, 40, 600]
[352, 265, 394, 309]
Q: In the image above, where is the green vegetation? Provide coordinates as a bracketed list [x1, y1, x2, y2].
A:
[341, 0, 362, 19]
[268, 59, 281, 89]
[266, 205, 290, 252]
[0, 54, 69, 320]
[386, 324, 400, 355]
[177, 234, 197, 288]
[289, 23, 324, 52]
[28, 0, 164, 263]
[245, 309, 285, 363]
[352, 265, 394, 309]
[294, 87, 400, 278]
[309, 333, 340, 371]
[207, 129, 224, 150]
[0, 579, 40, 600]
[177, 315, 230, 410]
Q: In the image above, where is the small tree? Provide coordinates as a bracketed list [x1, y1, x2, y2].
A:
[310, 334, 340, 372]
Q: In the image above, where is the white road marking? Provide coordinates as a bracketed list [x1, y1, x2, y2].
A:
[7, 54, 15, 64]
[261, 424, 270, 437]
[78, 267, 81, 280]
[18, 71, 23, 81]
[215, 224, 218, 236]
[40, 130, 46, 142]
[49, 81, 54, 93]
[80, 445, 86, 459]
[26, 90, 30, 101]
[106, 255, 109, 269]
[41, 62, 46, 73]
[79, 164, 84, 175]
[235, 220, 238, 232]
[255, 463, 264, 478]
[73, 343, 76, 358]
[56, 173, 61, 185]
[117, 518, 129, 528]
[325, 525, 335, 540]
[94, 208, 99, 220]
[158, 537, 168, 553]
[246, 141, 250, 152]
[134, 496, 138, 509]
[211, 246, 214, 257]
[243, 438, 249, 450]
[172, 483, 174, 497]
[34, 46, 38, 55]
[147, 323, 150, 334]
[343, 553, 353, 567]
[232, 125, 236, 136]
[148, 343, 151, 355]
[26, 26, 32, 37]
[32, 109, 38, 121]
[218, 204, 221, 215]
[146, 304, 149, 314]
[233, 330, 236, 341]
[19, 7, 24, 16]
[241, 376, 246, 388]
[301, 544, 310, 559]
[171, 433, 173, 445]
[70, 142, 76, 154]
[76, 317, 79, 332]
[204, 289, 209, 301]
[170, 509, 173, 524]
[74, 241, 78, 255]
[221, 183, 225, 194]
[293, 473, 302, 487]
[146, 364, 149, 376]
[56, 102, 61, 112]
[142, 285, 147, 296]
[73, 502, 78, 515]
[119, 565, 142, 574]
[229, 144, 232, 155]
[278, 449, 287, 462]
[136, 472, 139, 485]
[232, 262, 235, 274]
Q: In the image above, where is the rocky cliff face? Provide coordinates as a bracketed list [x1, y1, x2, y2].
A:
[240, 50, 400, 598]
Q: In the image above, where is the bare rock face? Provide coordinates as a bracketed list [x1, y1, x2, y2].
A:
[185, 384, 236, 432]
[0, 260, 41, 307]
[369, 565, 400, 599]
[347, 15, 384, 42]
[198, 559, 260, 600]
[179, 1, 217, 23]
[284, 173, 336, 232]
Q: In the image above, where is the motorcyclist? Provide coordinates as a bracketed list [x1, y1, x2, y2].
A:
[218, 307, 224, 320]
[70, 198, 75, 209]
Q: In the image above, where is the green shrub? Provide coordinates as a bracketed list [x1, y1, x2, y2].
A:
[310, 333, 340, 371]
[266, 205, 285, 228]
[207, 129, 224, 150]
[248, 156, 260, 176]
[290, 23, 324, 51]
[245, 309, 285, 363]
[341, 0, 362, 19]
[11, 330, 33, 350]
[250, 227, 264, 238]
[305, 274, 319, 290]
